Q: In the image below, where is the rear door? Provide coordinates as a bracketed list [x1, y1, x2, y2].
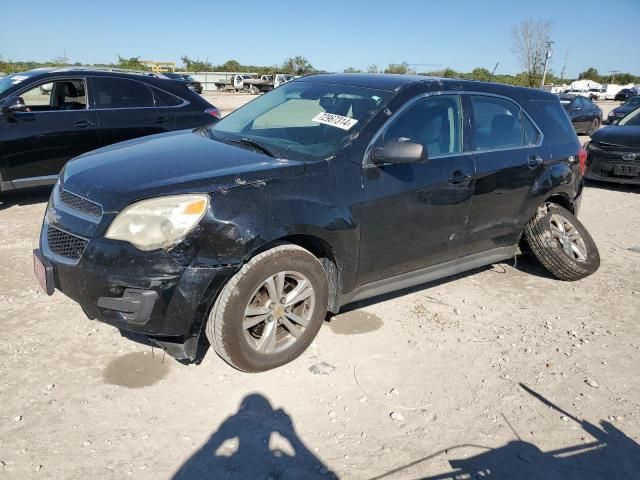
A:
[461, 93, 546, 256]
[0, 78, 100, 183]
[89, 76, 176, 146]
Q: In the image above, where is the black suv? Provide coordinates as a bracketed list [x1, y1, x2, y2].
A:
[34, 74, 600, 372]
[0, 68, 220, 192]
[163, 72, 204, 94]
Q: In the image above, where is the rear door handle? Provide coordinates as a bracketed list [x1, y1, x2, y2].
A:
[448, 171, 473, 185]
[73, 120, 95, 128]
[527, 155, 543, 168]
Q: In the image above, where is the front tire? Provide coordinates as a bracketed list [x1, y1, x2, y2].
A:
[206, 244, 329, 372]
[524, 203, 600, 281]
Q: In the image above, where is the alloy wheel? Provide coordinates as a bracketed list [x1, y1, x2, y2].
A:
[549, 213, 588, 262]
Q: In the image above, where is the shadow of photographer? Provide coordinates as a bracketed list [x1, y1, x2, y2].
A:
[171, 393, 337, 480]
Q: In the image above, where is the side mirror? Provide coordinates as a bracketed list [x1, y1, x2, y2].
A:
[371, 138, 426, 165]
[1, 96, 28, 117]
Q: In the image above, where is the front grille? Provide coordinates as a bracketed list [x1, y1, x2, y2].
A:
[59, 189, 102, 218]
[47, 226, 88, 260]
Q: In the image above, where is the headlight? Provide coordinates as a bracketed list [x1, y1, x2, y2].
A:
[105, 194, 209, 251]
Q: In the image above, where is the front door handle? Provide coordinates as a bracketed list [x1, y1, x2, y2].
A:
[155, 116, 170, 124]
[448, 171, 473, 185]
[73, 120, 95, 128]
[527, 155, 543, 168]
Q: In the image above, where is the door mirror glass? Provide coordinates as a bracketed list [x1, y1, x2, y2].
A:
[371, 138, 426, 164]
[1, 96, 28, 116]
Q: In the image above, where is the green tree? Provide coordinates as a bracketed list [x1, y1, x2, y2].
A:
[384, 62, 413, 74]
[578, 67, 602, 83]
[469, 67, 492, 81]
[615, 73, 636, 84]
[117, 56, 149, 71]
[281, 56, 315, 75]
[441, 68, 458, 78]
[181, 55, 214, 72]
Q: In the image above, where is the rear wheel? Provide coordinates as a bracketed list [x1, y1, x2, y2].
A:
[524, 203, 600, 281]
[206, 244, 329, 372]
[588, 117, 601, 135]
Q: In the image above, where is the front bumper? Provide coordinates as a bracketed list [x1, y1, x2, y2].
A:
[38, 214, 238, 359]
[585, 146, 640, 185]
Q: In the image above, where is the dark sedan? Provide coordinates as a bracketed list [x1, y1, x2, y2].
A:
[606, 96, 640, 124]
[164, 73, 203, 94]
[585, 106, 640, 184]
[0, 68, 220, 192]
[614, 88, 638, 102]
[559, 95, 602, 135]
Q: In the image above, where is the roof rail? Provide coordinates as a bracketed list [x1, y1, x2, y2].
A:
[51, 66, 167, 77]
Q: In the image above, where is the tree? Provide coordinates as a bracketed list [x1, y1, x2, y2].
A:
[117, 56, 149, 71]
[367, 64, 379, 73]
[578, 67, 602, 83]
[511, 19, 553, 87]
[615, 73, 635, 84]
[469, 67, 492, 81]
[281, 56, 315, 75]
[181, 55, 214, 72]
[384, 62, 413, 74]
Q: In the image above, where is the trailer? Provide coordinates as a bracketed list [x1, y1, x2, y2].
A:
[213, 73, 297, 93]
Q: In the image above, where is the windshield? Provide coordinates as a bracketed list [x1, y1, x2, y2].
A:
[0, 72, 34, 95]
[619, 106, 640, 126]
[211, 80, 393, 160]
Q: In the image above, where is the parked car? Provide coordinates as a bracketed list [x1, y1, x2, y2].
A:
[559, 94, 602, 135]
[585, 105, 640, 184]
[606, 96, 640, 124]
[588, 87, 606, 100]
[0, 68, 220, 192]
[34, 74, 599, 371]
[163, 72, 203, 94]
[614, 88, 637, 102]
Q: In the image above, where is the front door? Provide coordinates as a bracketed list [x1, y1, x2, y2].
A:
[358, 94, 475, 286]
[0, 78, 99, 182]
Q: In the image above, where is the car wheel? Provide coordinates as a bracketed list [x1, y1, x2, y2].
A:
[524, 203, 600, 281]
[206, 244, 329, 372]
[589, 118, 600, 135]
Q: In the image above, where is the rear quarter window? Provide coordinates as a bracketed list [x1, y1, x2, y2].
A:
[530, 99, 577, 142]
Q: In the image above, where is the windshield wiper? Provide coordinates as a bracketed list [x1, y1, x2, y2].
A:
[232, 137, 278, 158]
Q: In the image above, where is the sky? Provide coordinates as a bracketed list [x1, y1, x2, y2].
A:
[1, 0, 638, 78]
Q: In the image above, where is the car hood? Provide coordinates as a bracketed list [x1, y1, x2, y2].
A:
[62, 129, 306, 212]
[612, 105, 638, 115]
[590, 126, 640, 149]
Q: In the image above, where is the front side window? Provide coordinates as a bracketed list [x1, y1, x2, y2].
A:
[18, 79, 86, 111]
[378, 95, 462, 157]
[212, 81, 393, 159]
[471, 95, 539, 150]
[93, 77, 154, 108]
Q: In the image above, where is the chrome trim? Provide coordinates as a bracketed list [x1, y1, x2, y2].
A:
[363, 90, 544, 166]
[12, 174, 59, 184]
[2, 175, 58, 191]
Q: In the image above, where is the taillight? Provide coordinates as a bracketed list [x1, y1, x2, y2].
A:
[578, 147, 587, 176]
[205, 107, 221, 119]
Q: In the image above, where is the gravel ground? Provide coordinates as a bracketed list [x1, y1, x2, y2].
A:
[0, 97, 638, 479]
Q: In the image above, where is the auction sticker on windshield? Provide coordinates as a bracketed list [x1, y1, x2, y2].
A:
[312, 112, 358, 130]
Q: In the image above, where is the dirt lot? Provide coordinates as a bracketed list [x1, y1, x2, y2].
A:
[0, 97, 638, 479]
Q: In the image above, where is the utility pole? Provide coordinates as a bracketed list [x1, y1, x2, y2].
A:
[560, 51, 568, 82]
[609, 70, 620, 83]
[540, 41, 554, 87]
[491, 62, 499, 78]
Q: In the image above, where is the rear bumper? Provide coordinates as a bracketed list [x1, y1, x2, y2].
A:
[38, 222, 238, 357]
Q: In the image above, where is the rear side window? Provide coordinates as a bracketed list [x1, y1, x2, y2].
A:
[93, 77, 154, 108]
[531, 99, 577, 141]
[470, 95, 540, 151]
[152, 87, 184, 107]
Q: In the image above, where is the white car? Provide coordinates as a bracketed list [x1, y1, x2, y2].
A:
[588, 87, 606, 101]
